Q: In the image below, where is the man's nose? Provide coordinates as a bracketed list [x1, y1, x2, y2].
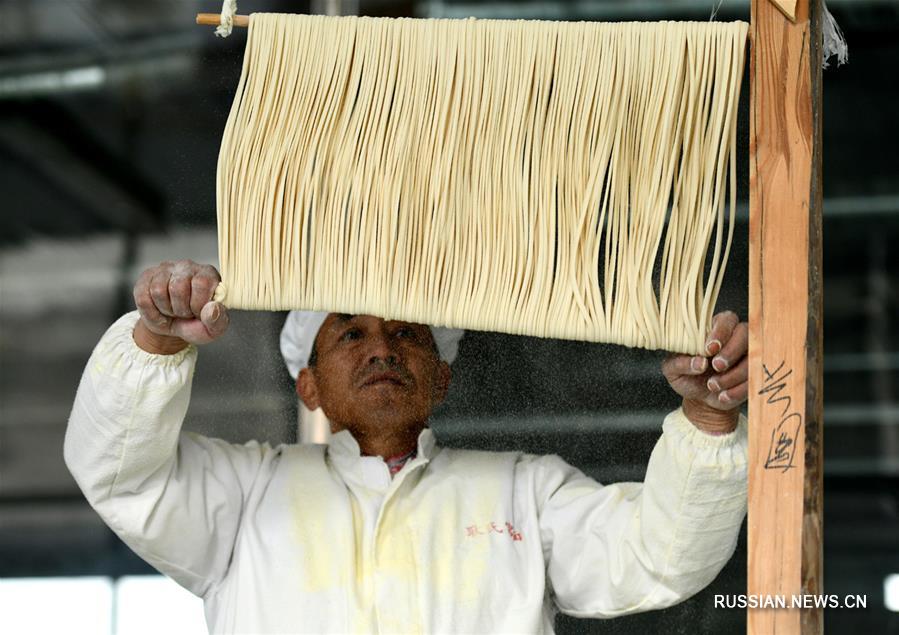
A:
[366, 329, 400, 364]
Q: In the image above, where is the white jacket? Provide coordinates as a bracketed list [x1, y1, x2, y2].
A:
[65, 312, 748, 634]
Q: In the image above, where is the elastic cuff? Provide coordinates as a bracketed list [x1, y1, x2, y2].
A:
[101, 311, 197, 368]
[665, 407, 748, 449]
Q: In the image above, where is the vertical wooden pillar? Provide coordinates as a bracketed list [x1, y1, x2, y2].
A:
[748, 0, 824, 633]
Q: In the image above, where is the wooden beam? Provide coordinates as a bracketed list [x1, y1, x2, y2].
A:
[748, 0, 824, 633]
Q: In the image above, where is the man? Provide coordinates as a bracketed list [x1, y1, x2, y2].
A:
[66, 259, 749, 634]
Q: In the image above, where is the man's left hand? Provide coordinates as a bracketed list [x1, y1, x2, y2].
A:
[661, 311, 747, 433]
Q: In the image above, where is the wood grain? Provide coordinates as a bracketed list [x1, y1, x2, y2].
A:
[748, 0, 824, 633]
[770, 0, 799, 21]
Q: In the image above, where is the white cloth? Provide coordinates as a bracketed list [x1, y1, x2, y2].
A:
[280, 310, 465, 379]
[214, 0, 238, 38]
[65, 312, 748, 634]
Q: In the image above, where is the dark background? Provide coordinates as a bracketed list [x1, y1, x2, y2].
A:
[1, 0, 897, 633]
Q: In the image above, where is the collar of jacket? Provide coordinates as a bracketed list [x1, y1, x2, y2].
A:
[325, 428, 439, 492]
[327, 427, 438, 465]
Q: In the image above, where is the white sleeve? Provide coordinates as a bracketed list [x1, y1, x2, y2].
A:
[534, 408, 748, 618]
[64, 311, 270, 598]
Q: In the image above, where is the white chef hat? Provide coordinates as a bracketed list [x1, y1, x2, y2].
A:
[280, 310, 465, 379]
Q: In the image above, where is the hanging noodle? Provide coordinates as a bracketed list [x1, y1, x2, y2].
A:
[215, 14, 748, 354]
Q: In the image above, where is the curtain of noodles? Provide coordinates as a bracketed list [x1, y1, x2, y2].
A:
[215, 15, 748, 355]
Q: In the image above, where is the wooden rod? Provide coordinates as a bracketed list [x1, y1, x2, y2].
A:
[747, 0, 824, 633]
[196, 13, 250, 28]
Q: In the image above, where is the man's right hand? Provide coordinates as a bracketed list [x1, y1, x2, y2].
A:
[132, 260, 229, 354]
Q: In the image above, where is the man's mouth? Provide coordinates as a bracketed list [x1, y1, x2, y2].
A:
[362, 371, 407, 387]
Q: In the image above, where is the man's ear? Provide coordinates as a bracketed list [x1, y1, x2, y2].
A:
[430, 361, 452, 407]
[296, 368, 321, 411]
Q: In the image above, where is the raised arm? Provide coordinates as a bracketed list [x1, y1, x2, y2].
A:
[535, 411, 747, 617]
[64, 261, 268, 597]
[536, 310, 750, 617]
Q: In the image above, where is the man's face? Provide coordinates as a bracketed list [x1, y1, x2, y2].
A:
[296, 314, 451, 440]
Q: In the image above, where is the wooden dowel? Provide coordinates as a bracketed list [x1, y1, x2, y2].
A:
[196, 13, 250, 28]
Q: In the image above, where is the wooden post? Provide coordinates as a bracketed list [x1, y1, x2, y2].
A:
[748, 0, 824, 633]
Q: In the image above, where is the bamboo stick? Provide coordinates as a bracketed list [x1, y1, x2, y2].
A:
[196, 13, 250, 28]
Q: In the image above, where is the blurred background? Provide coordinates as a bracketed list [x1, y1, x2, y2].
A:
[1, 0, 897, 633]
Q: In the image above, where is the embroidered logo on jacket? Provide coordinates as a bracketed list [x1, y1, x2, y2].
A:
[465, 521, 523, 541]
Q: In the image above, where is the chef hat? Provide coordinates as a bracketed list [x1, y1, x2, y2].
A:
[280, 310, 465, 380]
